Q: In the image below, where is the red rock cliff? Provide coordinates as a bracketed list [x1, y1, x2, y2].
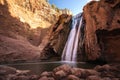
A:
[83, 0, 120, 62]
[0, 0, 64, 62]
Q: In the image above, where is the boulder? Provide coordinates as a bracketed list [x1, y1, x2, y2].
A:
[94, 64, 111, 72]
[54, 70, 67, 79]
[53, 64, 72, 73]
[16, 70, 31, 76]
[102, 77, 111, 80]
[86, 75, 101, 80]
[67, 75, 80, 80]
[40, 71, 53, 77]
[70, 68, 82, 77]
[9, 75, 30, 80]
[85, 69, 100, 76]
[39, 76, 48, 80]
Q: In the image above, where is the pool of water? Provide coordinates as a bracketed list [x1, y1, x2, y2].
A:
[4, 61, 96, 74]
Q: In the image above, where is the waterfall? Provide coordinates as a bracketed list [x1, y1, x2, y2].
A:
[62, 13, 83, 61]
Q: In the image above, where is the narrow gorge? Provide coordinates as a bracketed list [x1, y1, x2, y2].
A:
[0, 0, 120, 80]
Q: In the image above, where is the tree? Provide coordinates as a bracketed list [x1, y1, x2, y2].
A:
[51, 4, 56, 9]
[56, 7, 60, 12]
[46, 0, 49, 2]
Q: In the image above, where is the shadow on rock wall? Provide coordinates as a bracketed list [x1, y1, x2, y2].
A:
[0, 0, 43, 62]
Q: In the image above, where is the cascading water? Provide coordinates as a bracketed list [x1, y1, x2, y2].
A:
[62, 13, 83, 61]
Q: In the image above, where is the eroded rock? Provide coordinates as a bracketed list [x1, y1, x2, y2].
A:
[67, 75, 80, 80]
[53, 64, 72, 73]
[83, 0, 120, 62]
[54, 70, 67, 79]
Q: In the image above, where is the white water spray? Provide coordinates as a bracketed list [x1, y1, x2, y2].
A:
[62, 13, 83, 61]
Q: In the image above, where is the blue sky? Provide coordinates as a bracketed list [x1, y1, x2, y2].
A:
[49, 0, 91, 15]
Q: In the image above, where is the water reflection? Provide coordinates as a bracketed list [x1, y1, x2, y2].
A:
[5, 61, 96, 74]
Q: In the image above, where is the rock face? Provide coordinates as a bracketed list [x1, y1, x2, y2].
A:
[5, 0, 60, 28]
[40, 14, 72, 59]
[0, 0, 41, 62]
[0, 0, 71, 62]
[83, 0, 120, 62]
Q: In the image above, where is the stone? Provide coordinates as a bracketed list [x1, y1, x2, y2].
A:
[102, 65, 112, 71]
[102, 77, 111, 80]
[9, 75, 30, 80]
[16, 70, 31, 76]
[40, 71, 53, 77]
[70, 68, 82, 77]
[39, 76, 48, 80]
[67, 75, 80, 80]
[112, 78, 120, 80]
[54, 70, 67, 79]
[94, 64, 113, 72]
[29, 75, 39, 80]
[47, 77, 55, 80]
[53, 64, 72, 73]
[86, 75, 101, 80]
[85, 69, 100, 76]
[94, 65, 102, 71]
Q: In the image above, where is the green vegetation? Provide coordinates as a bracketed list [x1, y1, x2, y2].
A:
[51, 4, 60, 12]
[56, 7, 60, 12]
[51, 4, 56, 9]
[46, 0, 49, 2]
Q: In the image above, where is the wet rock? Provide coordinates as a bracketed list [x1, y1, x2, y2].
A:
[94, 64, 117, 72]
[16, 70, 31, 76]
[47, 77, 55, 80]
[54, 70, 67, 79]
[101, 71, 115, 78]
[9, 75, 30, 80]
[39, 76, 48, 80]
[0, 64, 119, 80]
[102, 77, 111, 80]
[40, 71, 53, 77]
[112, 78, 120, 80]
[53, 64, 72, 73]
[102, 65, 112, 71]
[94, 65, 102, 71]
[70, 68, 82, 77]
[85, 69, 100, 76]
[79, 69, 100, 78]
[67, 75, 80, 80]
[86, 75, 101, 80]
[29, 75, 39, 80]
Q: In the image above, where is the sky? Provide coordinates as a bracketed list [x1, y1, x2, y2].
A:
[49, 0, 99, 15]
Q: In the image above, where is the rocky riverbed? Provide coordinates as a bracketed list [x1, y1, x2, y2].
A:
[0, 64, 120, 80]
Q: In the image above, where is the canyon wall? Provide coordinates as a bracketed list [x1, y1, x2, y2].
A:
[40, 14, 72, 59]
[83, 0, 120, 62]
[0, 0, 71, 62]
